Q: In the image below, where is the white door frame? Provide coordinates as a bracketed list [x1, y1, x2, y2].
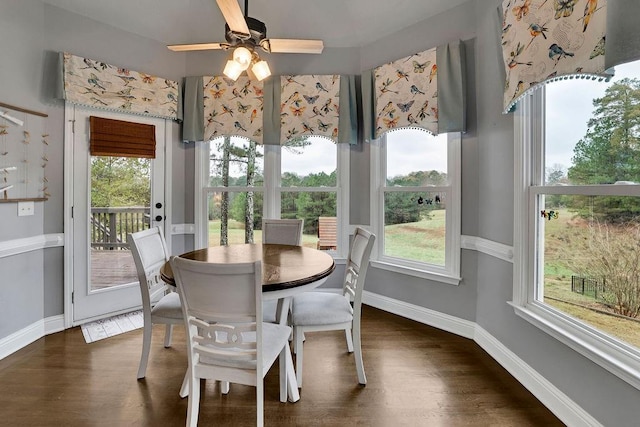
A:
[63, 104, 173, 327]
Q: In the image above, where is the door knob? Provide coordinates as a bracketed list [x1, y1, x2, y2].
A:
[155, 215, 163, 221]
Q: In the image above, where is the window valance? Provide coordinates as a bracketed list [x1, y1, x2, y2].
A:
[498, 0, 640, 113]
[182, 74, 358, 145]
[59, 52, 180, 120]
[267, 75, 357, 145]
[203, 76, 264, 143]
[362, 40, 467, 140]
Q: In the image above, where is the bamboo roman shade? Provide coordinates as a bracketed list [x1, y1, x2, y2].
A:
[89, 116, 156, 158]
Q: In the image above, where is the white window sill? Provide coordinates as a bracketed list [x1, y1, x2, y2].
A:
[370, 260, 461, 285]
[510, 301, 640, 391]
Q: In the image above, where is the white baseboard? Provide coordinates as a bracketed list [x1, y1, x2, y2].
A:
[44, 315, 65, 335]
[0, 315, 65, 360]
[474, 326, 601, 427]
[364, 290, 598, 427]
[362, 290, 475, 339]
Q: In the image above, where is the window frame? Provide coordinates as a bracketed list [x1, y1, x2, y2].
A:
[194, 138, 349, 258]
[370, 130, 462, 285]
[513, 90, 640, 391]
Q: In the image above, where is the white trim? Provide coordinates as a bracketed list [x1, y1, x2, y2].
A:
[461, 235, 513, 263]
[0, 315, 65, 360]
[44, 315, 65, 335]
[362, 291, 474, 338]
[162, 119, 173, 254]
[170, 223, 195, 235]
[63, 103, 75, 329]
[0, 320, 43, 360]
[370, 131, 462, 280]
[475, 326, 602, 427]
[193, 140, 208, 250]
[0, 233, 64, 259]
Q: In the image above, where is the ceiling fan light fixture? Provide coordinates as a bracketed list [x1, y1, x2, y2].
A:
[233, 46, 252, 70]
[223, 58, 244, 80]
[252, 59, 271, 81]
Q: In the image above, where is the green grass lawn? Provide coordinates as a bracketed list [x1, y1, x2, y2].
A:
[541, 208, 640, 349]
[385, 210, 446, 265]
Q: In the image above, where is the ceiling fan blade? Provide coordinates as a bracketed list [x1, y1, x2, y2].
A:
[267, 39, 324, 54]
[167, 43, 225, 52]
[216, 0, 250, 35]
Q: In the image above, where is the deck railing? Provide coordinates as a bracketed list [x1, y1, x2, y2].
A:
[91, 207, 150, 250]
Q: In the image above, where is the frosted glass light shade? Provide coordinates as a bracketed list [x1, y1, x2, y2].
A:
[252, 60, 271, 81]
[233, 47, 252, 70]
[223, 59, 243, 80]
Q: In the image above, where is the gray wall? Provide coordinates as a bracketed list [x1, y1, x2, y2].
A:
[1, 0, 639, 424]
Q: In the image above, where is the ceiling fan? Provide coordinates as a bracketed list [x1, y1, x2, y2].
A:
[167, 0, 324, 81]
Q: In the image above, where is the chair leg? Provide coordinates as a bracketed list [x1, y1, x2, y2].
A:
[221, 381, 230, 394]
[285, 346, 300, 402]
[345, 327, 354, 353]
[164, 324, 174, 347]
[137, 323, 152, 379]
[279, 347, 287, 402]
[186, 374, 200, 427]
[295, 327, 304, 387]
[179, 369, 189, 398]
[256, 380, 264, 427]
[353, 324, 366, 385]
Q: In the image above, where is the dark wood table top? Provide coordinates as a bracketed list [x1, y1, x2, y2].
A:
[161, 243, 336, 293]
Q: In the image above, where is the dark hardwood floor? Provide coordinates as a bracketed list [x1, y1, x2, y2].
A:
[0, 306, 563, 426]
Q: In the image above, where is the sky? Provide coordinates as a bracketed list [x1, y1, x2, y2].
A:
[545, 60, 640, 172]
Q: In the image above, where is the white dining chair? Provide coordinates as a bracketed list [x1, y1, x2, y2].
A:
[261, 218, 304, 246]
[291, 227, 375, 387]
[128, 227, 183, 380]
[261, 218, 304, 323]
[170, 256, 296, 427]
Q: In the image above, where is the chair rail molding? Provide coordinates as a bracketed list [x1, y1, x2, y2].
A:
[0, 233, 64, 259]
[461, 235, 513, 263]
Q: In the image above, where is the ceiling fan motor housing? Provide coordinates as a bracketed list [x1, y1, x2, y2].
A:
[225, 16, 267, 47]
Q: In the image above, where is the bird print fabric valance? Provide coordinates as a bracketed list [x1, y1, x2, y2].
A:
[500, 0, 611, 113]
[61, 53, 180, 120]
[279, 75, 341, 143]
[374, 48, 439, 137]
[203, 76, 264, 144]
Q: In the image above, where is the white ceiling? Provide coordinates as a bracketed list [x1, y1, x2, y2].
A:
[41, 0, 469, 48]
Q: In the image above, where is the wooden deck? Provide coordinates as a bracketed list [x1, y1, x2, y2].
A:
[90, 249, 138, 289]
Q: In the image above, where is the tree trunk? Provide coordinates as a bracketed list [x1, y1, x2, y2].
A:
[220, 136, 230, 245]
[245, 140, 256, 243]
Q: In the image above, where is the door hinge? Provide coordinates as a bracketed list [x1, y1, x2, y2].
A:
[71, 291, 74, 304]
[71, 206, 74, 219]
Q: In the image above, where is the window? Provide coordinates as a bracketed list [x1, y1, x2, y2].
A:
[371, 128, 461, 284]
[514, 60, 640, 389]
[280, 136, 343, 251]
[195, 135, 348, 255]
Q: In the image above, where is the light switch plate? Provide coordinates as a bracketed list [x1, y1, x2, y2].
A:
[18, 201, 35, 216]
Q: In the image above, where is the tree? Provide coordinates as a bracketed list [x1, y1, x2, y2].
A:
[574, 221, 640, 318]
[91, 156, 150, 207]
[568, 78, 640, 222]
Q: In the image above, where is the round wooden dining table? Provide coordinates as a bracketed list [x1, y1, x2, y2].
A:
[161, 243, 336, 300]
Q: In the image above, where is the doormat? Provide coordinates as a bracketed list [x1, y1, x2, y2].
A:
[81, 310, 144, 343]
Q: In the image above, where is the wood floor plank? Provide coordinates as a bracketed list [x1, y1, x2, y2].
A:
[0, 306, 563, 426]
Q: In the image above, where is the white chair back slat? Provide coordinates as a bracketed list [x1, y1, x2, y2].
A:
[262, 219, 304, 246]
